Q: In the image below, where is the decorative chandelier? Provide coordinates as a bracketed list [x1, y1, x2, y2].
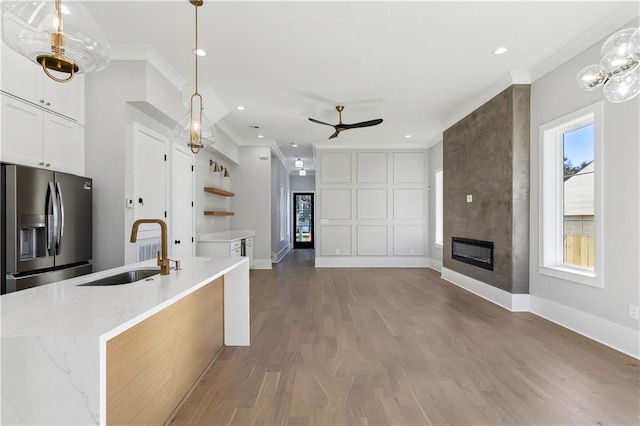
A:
[1, 0, 110, 83]
[577, 27, 640, 103]
[174, 0, 215, 154]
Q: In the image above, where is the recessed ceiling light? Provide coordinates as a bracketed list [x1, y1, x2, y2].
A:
[236, 106, 245, 111]
[493, 47, 508, 55]
[405, 134, 412, 139]
[291, 142, 298, 147]
[258, 135, 264, 139]
[192, 48, 207, 57]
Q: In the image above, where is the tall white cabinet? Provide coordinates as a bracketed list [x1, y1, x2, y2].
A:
[1, 43, 85, 176]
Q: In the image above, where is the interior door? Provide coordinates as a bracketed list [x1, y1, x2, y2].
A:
[171, 144, 194, 259]
[293, 193, 314, 249]
[133, 125, 166, 239]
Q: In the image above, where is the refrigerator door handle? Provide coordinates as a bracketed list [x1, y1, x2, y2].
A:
[55, 182, 65, 254]
[46, 181, 58, 255]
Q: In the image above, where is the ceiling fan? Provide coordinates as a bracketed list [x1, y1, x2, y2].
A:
[308, 105, 383, 139]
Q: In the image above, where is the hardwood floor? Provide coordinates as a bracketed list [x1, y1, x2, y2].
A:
[172, 250, 639, 425]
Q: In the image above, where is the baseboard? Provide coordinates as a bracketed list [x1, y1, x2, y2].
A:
[315, 256, 430, 268]
[428, 258, 442, 273]
[530, 296, 640, 359]
[251, 259, 272, 270]
[441, 267, 639, 359]
[271, 245, 291, 264]
[441, 267, 530, 312]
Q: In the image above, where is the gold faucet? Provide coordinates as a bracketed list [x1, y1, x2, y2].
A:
[130, 219, 174, 275]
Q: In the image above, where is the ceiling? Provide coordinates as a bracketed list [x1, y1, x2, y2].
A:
[83, 1, 637, 174]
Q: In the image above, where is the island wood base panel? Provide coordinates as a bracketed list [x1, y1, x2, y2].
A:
[107, 277, 224, 425]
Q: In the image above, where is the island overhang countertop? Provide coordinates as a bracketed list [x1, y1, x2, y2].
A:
[1, 256, 250, 425]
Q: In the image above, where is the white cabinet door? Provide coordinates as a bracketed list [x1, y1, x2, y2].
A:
[43, 115, 84, 175]
[246, 238, 254, 267]
[134, 124, 167, 239]
[1, 43, 39, 103]
[0, 95, 43, 167]
[1, 41, 83, 121]
[171, 143, 194, 259]
[41, 72, 83, 121]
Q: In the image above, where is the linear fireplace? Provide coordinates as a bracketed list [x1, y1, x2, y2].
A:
[452, 237, 494, 271]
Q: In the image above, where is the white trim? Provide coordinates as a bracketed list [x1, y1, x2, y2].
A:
[315, 257, 429, 268]
[428, 258, 442, 272]
[530, 295, 640, 359]
[272, 244, 291, 264]
[539, 101, 604, 287]
[251, 258, 273, 270]
[441, 267, 530, 312]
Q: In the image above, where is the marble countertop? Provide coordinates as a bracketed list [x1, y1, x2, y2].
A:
[1, 256, 245, 339]
[1, 256, 250, 425]
[199, 229, 255, 242]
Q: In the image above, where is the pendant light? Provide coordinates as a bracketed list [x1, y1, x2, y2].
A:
[1, 0, 110, 83]
[174, 0, 215, 154]
[577, 27, 640, 103]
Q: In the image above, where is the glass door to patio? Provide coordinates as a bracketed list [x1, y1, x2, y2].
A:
[294, 193, 314, 249]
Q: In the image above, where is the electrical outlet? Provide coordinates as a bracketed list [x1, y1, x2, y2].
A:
[629, 305, 639, 320]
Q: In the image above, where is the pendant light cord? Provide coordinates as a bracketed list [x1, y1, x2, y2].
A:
[194, 2, 199, 95]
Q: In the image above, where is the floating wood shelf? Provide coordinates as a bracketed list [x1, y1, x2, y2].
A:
[204, 211, 235, 216]
[204, 187, 234, 197]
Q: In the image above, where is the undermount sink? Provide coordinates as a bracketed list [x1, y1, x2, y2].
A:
[79, 269, 160, 286]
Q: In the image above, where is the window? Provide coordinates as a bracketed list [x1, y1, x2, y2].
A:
[435, 168, 443, 246]
[540, 102, 603, 287]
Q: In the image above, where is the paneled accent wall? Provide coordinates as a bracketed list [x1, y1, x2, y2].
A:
[443, 84, 530, 293]
[315, 149, 429, 267]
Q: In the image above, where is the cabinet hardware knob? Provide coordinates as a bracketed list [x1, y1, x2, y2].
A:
[39, 99, 45, 103]
[175, 240, 181, 244]
[39, 161, 45, 166]
[45, 163, 51, 167]
[46, 102, 51, 106]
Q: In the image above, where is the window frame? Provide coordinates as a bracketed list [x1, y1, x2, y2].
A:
[539, 101, 604, 288]
[434, 168, 444, 248]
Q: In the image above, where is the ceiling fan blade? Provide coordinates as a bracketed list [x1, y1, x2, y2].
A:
[343, 119, 383, 129]
[308, 117, 334, 127]
[328, 129, 341, 139]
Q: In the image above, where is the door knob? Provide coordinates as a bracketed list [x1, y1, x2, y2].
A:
[175, 240, 181, 244]
[138, 197, 144, 206]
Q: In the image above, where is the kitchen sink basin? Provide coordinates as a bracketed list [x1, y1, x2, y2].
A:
[79, 269, 160, 286]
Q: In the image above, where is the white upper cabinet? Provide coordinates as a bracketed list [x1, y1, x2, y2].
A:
[1, 42, 84, 122]
[1, 94, 84, 176]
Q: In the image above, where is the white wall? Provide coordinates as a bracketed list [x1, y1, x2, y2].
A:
[231, 146, 272, 269]
[271, 156, 291, 262]
[291, 175, 316, 192]
[86, 61, 182, 271]
[315, 149, 430, 267]
[529, 19, 640, 358]
[428, 141, 443, 271]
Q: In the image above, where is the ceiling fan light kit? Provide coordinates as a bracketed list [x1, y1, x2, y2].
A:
[308, 105, 383, 139]
[576, 26, 640, 103]
[1, 0, 110, 83]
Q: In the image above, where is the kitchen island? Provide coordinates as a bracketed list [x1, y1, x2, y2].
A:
[0, 256, 250, 425]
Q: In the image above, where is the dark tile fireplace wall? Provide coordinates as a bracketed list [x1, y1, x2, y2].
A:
[443, 85, 530, 294]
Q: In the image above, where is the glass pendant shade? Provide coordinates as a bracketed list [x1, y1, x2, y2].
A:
[1, 0, 110, 81]
[299, 169, 306, 176]
[576, 64, 606, 90]
[603, 72, 640, 103]
[173, 100, 216, 154]
[600, 28, 637, 58]
[599, 45, 638, 79]
[295, 159, 303, 168]
[629, 28, 640, 61]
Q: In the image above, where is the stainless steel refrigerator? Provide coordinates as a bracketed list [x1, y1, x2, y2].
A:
[1, 164, 93, 294]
